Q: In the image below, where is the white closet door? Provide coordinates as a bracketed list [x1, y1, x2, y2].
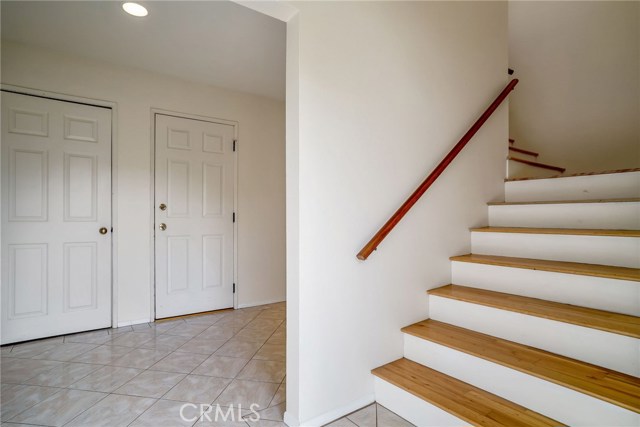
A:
[1, 91, 112, 344]
[154, 114, 235, 318]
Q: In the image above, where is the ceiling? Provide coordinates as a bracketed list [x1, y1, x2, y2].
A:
[1, 1, 286, 100]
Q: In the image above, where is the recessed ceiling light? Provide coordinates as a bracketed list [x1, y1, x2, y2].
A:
[122, 2, 148, 17]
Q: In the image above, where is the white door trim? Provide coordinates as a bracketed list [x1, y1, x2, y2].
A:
[0, 83, 119, 328]
[149, 108, 239, 321]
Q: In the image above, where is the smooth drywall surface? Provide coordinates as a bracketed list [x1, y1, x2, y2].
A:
[285, 12, 301, 427]
[509, 1, 640, 174]
[1, 41, 286, 323]
[286, 2, 508, 425]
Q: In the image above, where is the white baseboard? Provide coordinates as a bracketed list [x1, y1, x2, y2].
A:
[284, 411, 299, 427]
[237, 298, 286, 309]
[296, 394, 375, 427]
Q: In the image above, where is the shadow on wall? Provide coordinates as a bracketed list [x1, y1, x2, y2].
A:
[508, 1, 640, 175]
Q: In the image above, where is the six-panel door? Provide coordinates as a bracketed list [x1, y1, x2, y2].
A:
[1, 91, 112, 344]
[154, 114, 235, 318]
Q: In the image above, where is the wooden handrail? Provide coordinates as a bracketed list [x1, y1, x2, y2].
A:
[357, 79, 519, 261]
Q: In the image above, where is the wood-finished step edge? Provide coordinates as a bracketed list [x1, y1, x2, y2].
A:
[506, 167, 640, 182]
[450, 254, 640, 282]
[509, 146, 539, 157]
[471, 226, 640, 238]
[428, 284, 640, 338]
[488, 197, 640, 206]
[402, 320, 640, 414]
[372, 358, 564, 427]
[508, 156, 565, 173]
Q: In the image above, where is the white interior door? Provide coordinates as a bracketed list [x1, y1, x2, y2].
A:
[1, 91, 112, 344]
[154, 114, 235, 318]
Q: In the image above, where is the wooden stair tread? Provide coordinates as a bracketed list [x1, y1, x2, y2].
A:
[508, 146, 539, 157]
[488, 197, 640, 206]
[428, 285, 640, 338]
[450, 254, 640, 282]
[402, 320, 640, 413]
[508, 156, 566, 173]
[471, 226, 640, 237]
[506, 167, 640, 182]
[372, 358, 564, 427]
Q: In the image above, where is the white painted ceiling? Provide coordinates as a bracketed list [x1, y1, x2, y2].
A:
[1, 1, 286, 100]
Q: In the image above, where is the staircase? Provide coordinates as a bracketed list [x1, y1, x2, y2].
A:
[371, 168, 640, 426]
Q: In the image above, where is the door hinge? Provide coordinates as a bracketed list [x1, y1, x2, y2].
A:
[233, 283, 236, 293]
[233, 212, 236, 223]
[233, 140, 237, 152]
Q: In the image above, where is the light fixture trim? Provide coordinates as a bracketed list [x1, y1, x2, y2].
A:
[122, 2, 148, 17]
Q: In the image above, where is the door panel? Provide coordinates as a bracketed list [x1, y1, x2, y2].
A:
[10, 148, 48, 220]
[1, 91, 112, 344]
[154, 114, 234, 318]
[8, 244, 48, 318]
[64, 153, 97, 220]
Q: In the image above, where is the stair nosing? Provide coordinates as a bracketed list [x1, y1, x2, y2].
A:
[470, 226, 640, 238]
[401, 320, 640, 414]
[372, 357, 565, 427]
[449, 253, 640, 282]
[487, 197, 640, 206]
[505, 167, 640, 182]
[428, 284, 640, 338]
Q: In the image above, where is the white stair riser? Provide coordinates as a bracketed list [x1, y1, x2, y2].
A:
[451, 261, 640, 316]
[429, 296, 640, 376]
[507, 159, 561, 180]
[488, 202, 640, 230]
[404, 335, 640, 427]
[505, 171, 640, 202]
[373, 377, 467, 427]
[471, 231, 640, 268]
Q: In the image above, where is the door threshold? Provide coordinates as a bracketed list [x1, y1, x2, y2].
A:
[155, 307, 234, 323]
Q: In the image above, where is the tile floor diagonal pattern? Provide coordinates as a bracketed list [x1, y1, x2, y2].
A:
[1, 303, 286, 427]
[325, 403, 415, 427]
[1, 302, 414, 427]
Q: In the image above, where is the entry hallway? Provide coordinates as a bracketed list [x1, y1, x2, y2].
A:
[0, 303, 413, 427]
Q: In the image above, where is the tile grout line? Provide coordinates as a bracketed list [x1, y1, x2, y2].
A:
[124, 306, 265, 427]
[59, 388, 113, 427]
[3, 304, 286, 427]
[122, 311, 232, 427]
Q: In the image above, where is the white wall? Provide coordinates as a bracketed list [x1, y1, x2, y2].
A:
[285, 2, 508, 425]
[1, 41, 286, 324]
[509, 1, 640, 174]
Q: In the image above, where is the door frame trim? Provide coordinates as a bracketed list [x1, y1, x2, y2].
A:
[149, 108, 239, 320]
[1, 83, 120, 328]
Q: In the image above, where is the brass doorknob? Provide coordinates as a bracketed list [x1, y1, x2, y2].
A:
[159, 203, 167, 211]
[99, 227, 108, 235]
[159, 223, 167, 231]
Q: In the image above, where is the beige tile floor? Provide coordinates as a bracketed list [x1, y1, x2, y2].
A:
[327, 404, 414, 427]
[1, 303, 412, 427]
